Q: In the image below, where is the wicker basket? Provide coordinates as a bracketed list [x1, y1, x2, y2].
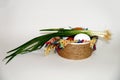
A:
[57, 42, 93, 60]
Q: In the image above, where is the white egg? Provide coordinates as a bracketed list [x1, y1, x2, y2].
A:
[74, 33, 90, 41]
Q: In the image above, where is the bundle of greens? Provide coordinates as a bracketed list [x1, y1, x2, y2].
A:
[4, 28, 111, 64]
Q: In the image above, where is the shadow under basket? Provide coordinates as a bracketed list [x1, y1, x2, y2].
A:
[57, 43, 93, 60]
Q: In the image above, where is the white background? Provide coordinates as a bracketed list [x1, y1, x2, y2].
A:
[0, 0, 120, 80]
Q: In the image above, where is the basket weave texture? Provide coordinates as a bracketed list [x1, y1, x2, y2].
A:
[57, 43, 93, 60]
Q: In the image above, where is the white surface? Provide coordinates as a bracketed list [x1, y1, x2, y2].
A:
[0, 0, 120, 80]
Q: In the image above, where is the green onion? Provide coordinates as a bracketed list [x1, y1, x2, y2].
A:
[4, 28, 111, 64]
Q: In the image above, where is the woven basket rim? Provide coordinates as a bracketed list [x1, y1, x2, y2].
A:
[70, 42, 90, 45]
